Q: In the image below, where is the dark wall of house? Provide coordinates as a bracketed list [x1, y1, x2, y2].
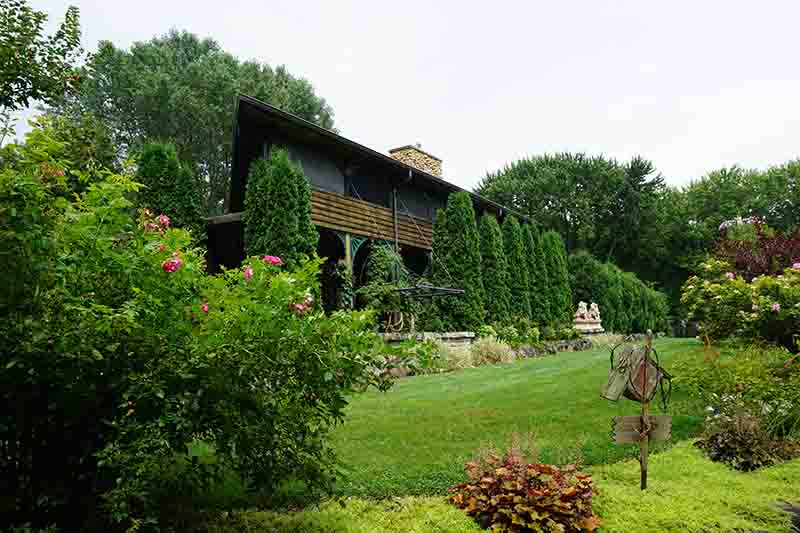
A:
[284, 140, 345, 194]
[398, 182, 446, 220]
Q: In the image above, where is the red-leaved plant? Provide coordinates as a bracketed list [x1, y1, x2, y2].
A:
[449, 435, 600, 532]
[716, 220, 800, 280]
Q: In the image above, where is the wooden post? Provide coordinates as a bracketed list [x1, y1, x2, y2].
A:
[640, 330, 654, 490]
[344, 233, 353, 275]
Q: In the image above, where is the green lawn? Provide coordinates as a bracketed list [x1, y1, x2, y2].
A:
[331, 337, 704, 497]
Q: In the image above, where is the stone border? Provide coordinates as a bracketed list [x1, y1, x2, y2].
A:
[380, 331, 476, 348]
[516, 338, 593, 358]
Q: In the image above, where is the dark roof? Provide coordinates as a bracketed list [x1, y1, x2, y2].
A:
[234, 94, 523, 220]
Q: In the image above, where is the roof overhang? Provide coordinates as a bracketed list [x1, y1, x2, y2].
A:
[235, 94, 524, 220]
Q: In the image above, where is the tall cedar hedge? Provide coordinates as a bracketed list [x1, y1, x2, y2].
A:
[429, 192, 485, 330]
[136, 142, 204, 239]
[542, 230, 572, 324]
[243, 147, 318, 265]
[502, 216, 532, 319]
[568, 250, 668, 333]
[479, 214, 512, 324]
[524, 224, 551, 324]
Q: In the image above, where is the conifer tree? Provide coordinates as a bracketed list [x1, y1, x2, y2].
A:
[429, 192, 485, 330]
[244, 147, 318, 264]
[479, 214, 512, 324]
[502, 216, 532, 319]
[136, 142, 204, 238]
[541, 230, 572, 324]
[523, 224, 550, 324]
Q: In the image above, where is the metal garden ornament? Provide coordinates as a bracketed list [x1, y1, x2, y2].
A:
[601, 330, 672, 490]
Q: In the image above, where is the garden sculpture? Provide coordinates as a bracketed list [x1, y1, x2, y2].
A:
[601, 331, 672, 490]
[573, 301, 604, 334]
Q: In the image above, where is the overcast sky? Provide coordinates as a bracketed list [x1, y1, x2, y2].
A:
[20, 0, 800, 189]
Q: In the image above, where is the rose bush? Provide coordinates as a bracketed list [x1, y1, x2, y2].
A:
[681, 258, 800, 349]
[1, 141, 393, 531]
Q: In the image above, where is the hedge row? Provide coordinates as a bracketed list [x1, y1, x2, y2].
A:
[569, 250, 669, 333]
[428, 191, 572, 330]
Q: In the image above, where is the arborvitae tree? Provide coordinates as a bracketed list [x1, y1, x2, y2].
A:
[243, 147, 318, 264]
[429, 192, 485, 330]
[524, 224, 550, 324]
[136, 142, 204, 238]
[502, 216, 532, 319]
[479, 214, 512, 324]
[542, 230, 572, 324]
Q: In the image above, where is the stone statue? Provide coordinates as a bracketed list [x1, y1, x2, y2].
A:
[573, 300, 604, 335]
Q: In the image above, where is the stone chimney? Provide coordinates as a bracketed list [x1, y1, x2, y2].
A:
[389, 143, 442, 177]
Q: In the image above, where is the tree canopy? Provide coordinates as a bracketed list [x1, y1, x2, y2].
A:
[0, 0, 83, 112]
[51, 30, 335, 213]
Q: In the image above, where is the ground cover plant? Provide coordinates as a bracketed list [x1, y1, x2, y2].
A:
[200, 437, 800, 533]
[330, 338, 702, 498]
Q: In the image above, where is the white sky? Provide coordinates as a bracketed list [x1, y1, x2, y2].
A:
[18, 0, 800, 188]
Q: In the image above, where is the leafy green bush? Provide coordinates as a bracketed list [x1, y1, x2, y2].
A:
[400, 339, 449, 375]
[502, 216, 532, 320]
[694, 409, 799, 472]
[681, 258, 800, 348]
[449, 436, 600, 532]
[470, 337, 516, 365]
[672, 342, 800, 470]
[479, 214, 512, 324]
[243, 148, 318, 266]
[357, 244, 419, 331]
[429, 192, 486, 331]
[475, 324, 498, 339]
[569, 250, 669, 334]
[136, 141, 205, 239]
[0, 153, 391, 531]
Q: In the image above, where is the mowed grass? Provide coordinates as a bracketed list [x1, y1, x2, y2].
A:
[331, 337, 704, 497]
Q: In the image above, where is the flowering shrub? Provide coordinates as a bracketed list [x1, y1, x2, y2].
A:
[681, 258, 800, 348]
[1, 159, 393, 531]
[449, 436, 600, 532]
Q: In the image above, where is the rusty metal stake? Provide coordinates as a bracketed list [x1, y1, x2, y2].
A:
[639, 330, 654, 490]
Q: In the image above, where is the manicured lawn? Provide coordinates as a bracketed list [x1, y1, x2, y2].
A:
[204, 442, 800, 532]
[331, 337, 704, 497]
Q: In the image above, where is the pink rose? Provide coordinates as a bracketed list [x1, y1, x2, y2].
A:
[157, 214, 170, 227]
[162, 256, 182, 273]
[201, 302, 209, 313]
[725, 272, 735, 280]
[772, 303, 781, 313]
[793, 262, 800, 270]
[243, 265, 253, 280]
[262, 255, 284, 266]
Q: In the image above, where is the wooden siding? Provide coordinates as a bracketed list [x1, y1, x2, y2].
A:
[312, 189, 433, 250]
